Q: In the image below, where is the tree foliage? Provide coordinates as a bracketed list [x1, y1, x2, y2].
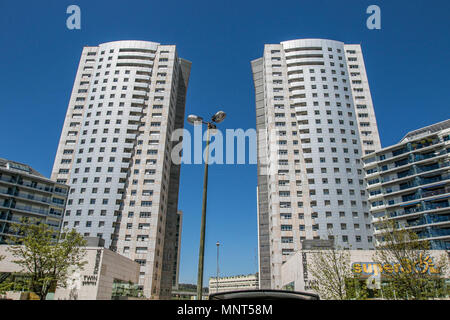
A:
[5, 217, 87, 300]
[373, 217, 449, 300]
[308, 248, 359, 300]
[0, 254, 12, 295]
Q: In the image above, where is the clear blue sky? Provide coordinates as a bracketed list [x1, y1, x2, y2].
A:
[0, 0, 449, 285]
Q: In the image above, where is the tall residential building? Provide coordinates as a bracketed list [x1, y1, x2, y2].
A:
[363, 119, 450, 250]
[51, 40, 191, 299]
[0, 158, 69, 243]
[251, 39, 381, 289]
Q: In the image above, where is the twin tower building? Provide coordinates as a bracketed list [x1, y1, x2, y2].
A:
[51, 39, 381, 297]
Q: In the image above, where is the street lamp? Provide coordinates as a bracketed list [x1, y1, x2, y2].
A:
[216, 241, 220, 294]
[187, 110, 226, 300]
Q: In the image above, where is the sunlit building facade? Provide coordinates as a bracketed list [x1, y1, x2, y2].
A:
[364, 119, 450, 250]
[251, 39, 381, 289]
[51, 40, 191, 299]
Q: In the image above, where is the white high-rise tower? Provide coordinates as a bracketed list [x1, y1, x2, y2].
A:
[251, 39, 381, 289]
[51, 40, 191, 299]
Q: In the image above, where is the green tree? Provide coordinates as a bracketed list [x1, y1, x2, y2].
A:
[345, 277, 370, 300]
[0, 254, 11, 295]
[309, 247, 364, 300]
[373, 217, 449, 300]
[5, 217, 87, 300]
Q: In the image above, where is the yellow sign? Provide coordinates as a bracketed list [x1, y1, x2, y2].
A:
[352, 254, 441, 276]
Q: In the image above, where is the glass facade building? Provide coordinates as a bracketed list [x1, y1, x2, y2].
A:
[0, 158, 68, 243]
[363, 119, 450, 250]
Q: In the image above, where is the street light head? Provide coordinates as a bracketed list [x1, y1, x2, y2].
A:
[187, 114, 203, 125]
[216, 241, 220, 246]
[211, 111, 226, 124]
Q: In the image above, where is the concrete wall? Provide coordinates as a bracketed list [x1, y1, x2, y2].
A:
[54, 247, 139, 300]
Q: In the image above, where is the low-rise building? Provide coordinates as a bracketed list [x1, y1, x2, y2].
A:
[362, 119, 450, 250]
[171, 283, 208, 300]
[208, 273, 259, 294]
[0, 158, 69, 243]
[0, 244, 140, 300]
[281, 249, 449, 296]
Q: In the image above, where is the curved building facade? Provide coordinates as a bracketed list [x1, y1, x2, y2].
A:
[51, 40, 191, 298]
[251, 39, 381, 289]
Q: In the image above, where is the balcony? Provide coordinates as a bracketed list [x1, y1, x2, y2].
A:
[17, 180, 53, 192]
[427, 215, 450, 224]
[128, 115, 142, 122]
[0, 188, 52, 205]
[120, 162, 131, 169]
[9, 203, 48, 216]
[392, 147, 409, 157]
[130, 98, 147, 106]
[405, 215, 450, 228]
[369, 141, 446, 173]
[425, 201, 450, 211]
[381, 168, 449, 187]
[399, 181, 418, 190]
[383, 199, 449, 220]
[420, 174, 449, 185]
[385, 186, 449, 209]
[414, 152, 439, 162]
[123, 141, 135, 149]
[19, 192, 51, 203]
[129, 106, 144, 113]
[49, 208, 63, 217]
[404, 205, 424, 215]
[418, 228, 450, 239]
[394, 158, 409, 167]
[401, 193, 420, 202]
[116, 182, 125, 189]
[405, 218, 427, 228]
[422, 187, 450, 198]
[0, 175, 55, 195]
[410, 139, 441, 151]
[416, 163, 441, 173]
[397, 170, 414, 179]
[127, 124, 139, 131]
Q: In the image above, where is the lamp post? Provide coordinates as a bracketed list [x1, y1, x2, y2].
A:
[216, 241, 220, 294]
[187, 110, 226, 300]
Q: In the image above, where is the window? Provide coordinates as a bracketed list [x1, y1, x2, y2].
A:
[140, 212, 151, 218]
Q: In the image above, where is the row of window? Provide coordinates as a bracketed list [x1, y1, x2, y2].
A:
[276, 145, 362, 156]
[280, 211, 370, 219]
[278, 199, 367, 208]
[280, 235, 373, 244]
[68, 198, 112, 205]
[278, 187, 365, 196]
[280, 222, 370, 231]
[60, 148, 158, 165]
[278, 149, 362, 163]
